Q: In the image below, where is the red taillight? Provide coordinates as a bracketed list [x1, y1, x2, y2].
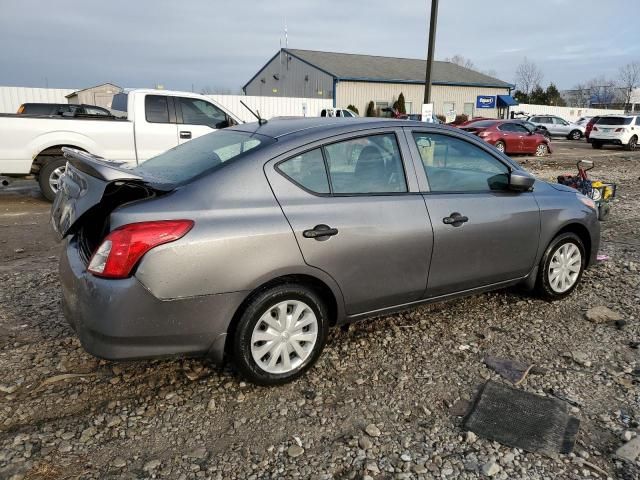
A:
[88, 220, 194, 278]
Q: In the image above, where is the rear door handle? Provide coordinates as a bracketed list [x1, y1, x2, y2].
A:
[303, 224, 339, 240]
[443, 212, 469, 226]
[180, 131, 192, 139]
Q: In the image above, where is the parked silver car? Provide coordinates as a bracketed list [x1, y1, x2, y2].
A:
[52, 119, 600, 385]
[527, 115, 585, 140]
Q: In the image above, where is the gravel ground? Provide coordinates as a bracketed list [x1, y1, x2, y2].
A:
[0, 140, 639, 480]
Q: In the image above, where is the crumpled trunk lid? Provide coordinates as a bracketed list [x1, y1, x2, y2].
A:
[51, 148, 163, 240]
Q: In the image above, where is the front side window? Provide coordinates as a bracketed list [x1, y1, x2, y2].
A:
[510, 124, 530, 133]
[179, 97, 227, 128]
[324, 134, 407, 194]
[278, 149, 330, 194]
[498, 123, 516, 132]
[145, 95, 170, 123]
[412, 133, 510, 192]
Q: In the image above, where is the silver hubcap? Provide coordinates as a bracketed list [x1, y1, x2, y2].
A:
[536, 144, 546, 156]
[48, 166, 66, 193]
[548, 243, 581, 293]
[250, 300, 318, 374]
[496, 143, 505, 152]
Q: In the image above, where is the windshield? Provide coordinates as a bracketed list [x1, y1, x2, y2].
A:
[596, 117, 633, 126]
[134, 130, 274, 184]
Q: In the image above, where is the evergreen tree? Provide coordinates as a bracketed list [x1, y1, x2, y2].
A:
[346, 104, 359, 115]
[513, 90, 529, 103]
[528, 85, 548, 105]
[366, 101, 376, 117]
[397, 93, 406, 114]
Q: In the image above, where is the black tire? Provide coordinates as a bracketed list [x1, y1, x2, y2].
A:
[232, 283, 329, 386]
[626, 135, 638, 151]
[38, 157, 67, 201]
[536, 232, 586, 300]
[591, 141, 603, 149]
[569, 130, 582, 140]
[494, 141, 506, 153]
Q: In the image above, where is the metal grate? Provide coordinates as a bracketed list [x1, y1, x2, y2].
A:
[463, 381, 580, 454]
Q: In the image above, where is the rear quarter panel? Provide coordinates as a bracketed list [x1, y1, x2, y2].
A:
[111, 156, 345, 316]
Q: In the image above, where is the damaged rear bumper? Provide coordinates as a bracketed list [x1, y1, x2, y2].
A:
[59, 238, 247, 364]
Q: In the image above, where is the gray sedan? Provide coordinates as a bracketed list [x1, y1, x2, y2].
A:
[52, 118, 600, 385]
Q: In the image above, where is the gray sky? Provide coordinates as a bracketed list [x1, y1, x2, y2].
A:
[1, 0, 638, 92]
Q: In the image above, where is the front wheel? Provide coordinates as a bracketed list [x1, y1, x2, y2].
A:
[626, 135, 638, 151]
[232, 284, 329, 385]
[536, 233, 585, 300]
[569, 130, 582, 140]
[38, 157, 67, 202]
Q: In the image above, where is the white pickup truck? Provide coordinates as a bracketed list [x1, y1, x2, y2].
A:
[0, 89, 241, 200]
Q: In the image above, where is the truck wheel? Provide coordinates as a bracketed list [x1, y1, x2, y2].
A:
[38, 157, 67, 201]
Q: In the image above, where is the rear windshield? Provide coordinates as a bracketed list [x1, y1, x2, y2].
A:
[133, 130, 274, 184]
[596, 117, 633, 126]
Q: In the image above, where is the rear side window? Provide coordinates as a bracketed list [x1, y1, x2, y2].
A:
[145, 95, 170, 123]
[636, 117, 640, 126]
[134, 130, 273, 184]
[597, 117, 633, 126]
[324, 134, 407, 194]
[110, 93, 128, 113]
[278, 149, 330, 194]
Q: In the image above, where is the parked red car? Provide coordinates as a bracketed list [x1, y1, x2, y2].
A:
[461, 120, 552, 156]
[584, 116, 601, 142]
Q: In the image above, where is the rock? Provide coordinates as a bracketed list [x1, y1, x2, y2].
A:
[481, 460, 501, 476]
[112, 457, 127, 468]
[464, 431, 477, 444]
[0, 385, 18, 394]
[585, 306, 623, 323]
[287, 445, 304, 458]
[414, 464, 428, 474]
[358, 436, 373, 450]
[365, 462, 380, 474]
[365, 423, 381, 437]
[58, 441, 72, 453]
[187, 447, 208, 460]
[400, 453, 411, 462]
[616, 437, 640, 462]
[622, 430, 634, 442]
[207, 398, 216, 411]
[144, 459, 161, 471]
[79, 426, 96, 443]
[571, 351, 591, 367]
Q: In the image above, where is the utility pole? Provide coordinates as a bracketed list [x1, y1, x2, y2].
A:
[423, 0, 439, 104]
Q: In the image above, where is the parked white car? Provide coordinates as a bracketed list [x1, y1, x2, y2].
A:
[590, 115, 639, 150]
[0, 89, 241, 200]
[320, 108, 359, 118]
[526, 115, 585, 140]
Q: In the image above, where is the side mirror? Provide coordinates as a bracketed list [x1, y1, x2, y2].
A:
[509, 171, 535, 192]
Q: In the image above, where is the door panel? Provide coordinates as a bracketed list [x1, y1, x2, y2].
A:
[134, 95, 178, 161]
[406, 129, 540, 297]
[423, 192, 540, 296]
[265, 132, 433, 315]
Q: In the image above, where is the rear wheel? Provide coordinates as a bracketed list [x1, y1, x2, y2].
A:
[38, 157, 67, 201]
[591, 141, 603, 149]
[569, 130, 582, 140]
[233, 284, 329, 385]
[494, 141, 506, 153]
[534, 143, 548, 157]
[536, 233, 585, 300]
[626, 135, 638, 151]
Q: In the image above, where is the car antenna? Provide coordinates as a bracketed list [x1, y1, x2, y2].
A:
[240, 101, 267, 125]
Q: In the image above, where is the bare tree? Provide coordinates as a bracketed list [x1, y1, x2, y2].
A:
[618, 62, 640, 111]
[567, 83, 590, 107]
[586, 76, 618, 108]
[515, 57, 543, 95]
[444, 54, 475, 70]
